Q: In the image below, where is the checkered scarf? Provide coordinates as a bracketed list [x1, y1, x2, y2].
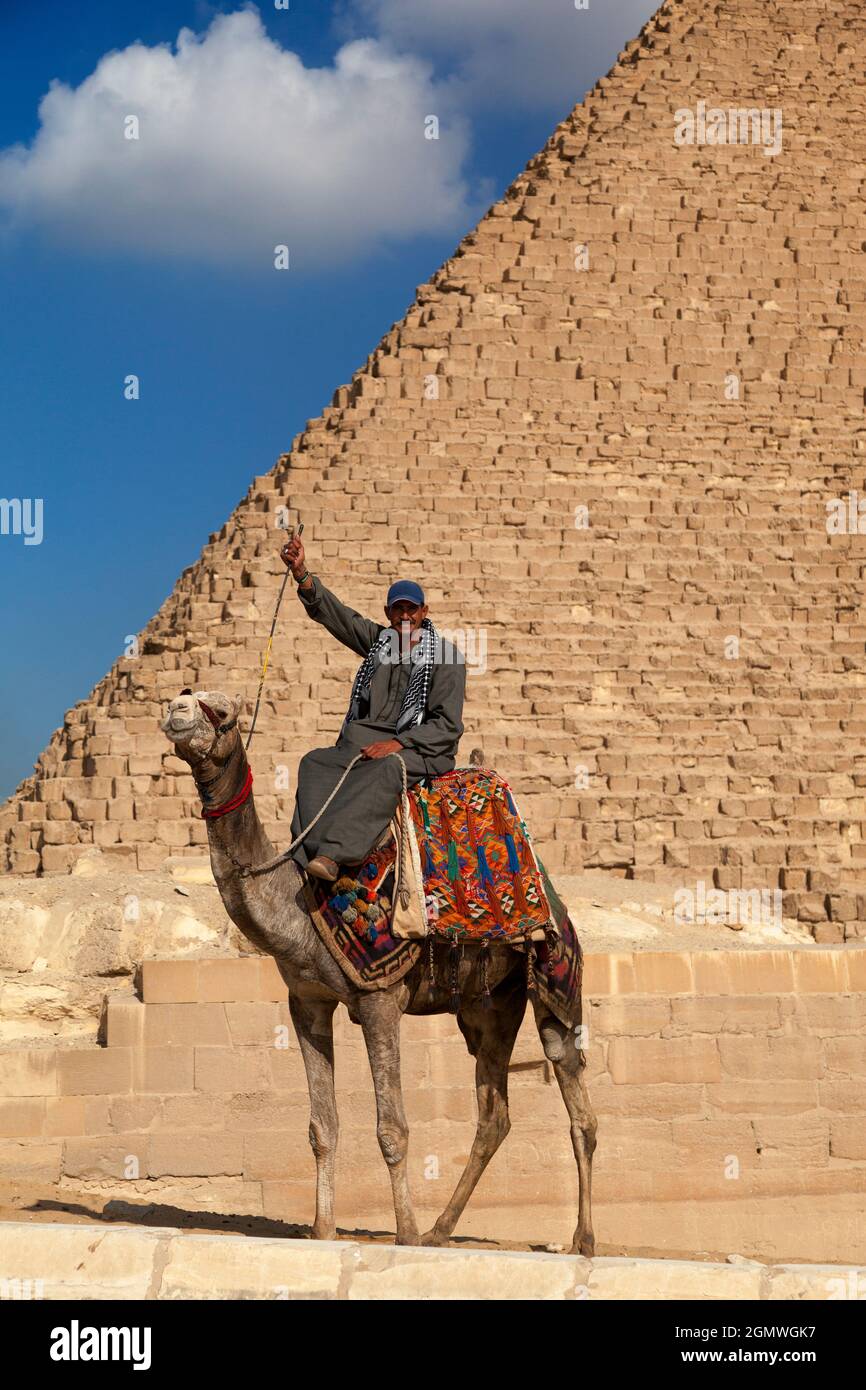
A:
[341, 618, 438, 737]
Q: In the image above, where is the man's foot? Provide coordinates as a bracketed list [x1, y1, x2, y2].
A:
[307, 855, 339, 882]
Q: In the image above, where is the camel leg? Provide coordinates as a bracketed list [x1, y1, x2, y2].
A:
[289, 993, 339, 1240]
[532, 997, 597, 1256]
[357, 991, 420, 1246]
[421, 985, 525, 1247]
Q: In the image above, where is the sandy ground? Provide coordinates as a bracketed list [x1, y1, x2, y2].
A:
[0, 1180, 773, 1264]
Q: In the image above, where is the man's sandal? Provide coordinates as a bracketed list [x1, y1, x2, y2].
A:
[307, 856, 340, 882]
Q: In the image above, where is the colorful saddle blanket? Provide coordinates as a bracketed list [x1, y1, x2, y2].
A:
[302, 839, 582, 1028]
[412, 768, 554, 941]
[304, 766, 560, 967]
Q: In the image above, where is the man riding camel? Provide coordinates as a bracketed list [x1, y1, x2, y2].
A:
[280, 532, 467, 881]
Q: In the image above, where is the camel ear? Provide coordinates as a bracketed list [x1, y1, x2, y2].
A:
[232, 692, 245, 718]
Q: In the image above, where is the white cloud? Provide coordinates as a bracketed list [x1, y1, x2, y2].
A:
[347, 0, 660, 113]
[0, 6, 475, 268]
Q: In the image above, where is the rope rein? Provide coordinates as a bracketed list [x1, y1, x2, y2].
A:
[244, 521, 302, 753]
[244, 568, 290, 753]
[200, 740, 412, 888]
[241, 751, 412, 890]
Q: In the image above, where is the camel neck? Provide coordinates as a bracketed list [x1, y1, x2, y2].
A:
[193, 739, 270, 866]
[193, 738, 248, 817]
[191, 739, 264, 870]
[197, 746, 305, 959]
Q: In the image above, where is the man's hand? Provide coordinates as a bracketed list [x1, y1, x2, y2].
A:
[361, 739, 403, 759]
[280, 531, 306, 581]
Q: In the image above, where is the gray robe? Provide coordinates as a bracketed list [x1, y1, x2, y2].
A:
[290, 576, 466, 869]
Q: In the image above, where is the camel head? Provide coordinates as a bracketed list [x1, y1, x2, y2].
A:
[160, 688, 245, 769]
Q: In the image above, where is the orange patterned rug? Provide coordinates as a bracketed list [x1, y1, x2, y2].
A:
[408, 767, 555, 942]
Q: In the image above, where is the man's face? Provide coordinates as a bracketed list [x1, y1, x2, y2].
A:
[385, 599, 428, 645]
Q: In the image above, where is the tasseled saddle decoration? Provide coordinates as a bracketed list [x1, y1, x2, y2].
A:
[418, 793, 437, 889]
[490, 789, 530, 915]
[331, 874, 387, 944]
[440, 796, 470, 917]
[525, 933, 537, 999]
[484, 881, 507, 932]
[545, 926, 559, 976]
[479, 939, 492, 1010]
[467, 799, 493, 886]
[466, 798, 507, 933]
[448, 938, 461, 1013]
[519, 826, 535, 876]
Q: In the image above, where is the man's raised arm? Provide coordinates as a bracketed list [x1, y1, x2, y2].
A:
[279, 534, 382, 657]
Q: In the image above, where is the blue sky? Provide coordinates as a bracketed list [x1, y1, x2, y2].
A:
[0, 0, 657, 801]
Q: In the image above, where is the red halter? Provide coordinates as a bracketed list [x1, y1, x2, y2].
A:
[200, 765, 254, 819]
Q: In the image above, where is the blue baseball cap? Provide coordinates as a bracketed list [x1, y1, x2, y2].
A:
[386, 579, 425, 609]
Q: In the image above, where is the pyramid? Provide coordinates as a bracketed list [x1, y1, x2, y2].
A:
[3, 0, 866, 941]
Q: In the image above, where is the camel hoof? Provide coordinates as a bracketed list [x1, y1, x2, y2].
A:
[312, 1225, 337, 1241]
[419, 1228, 449, 1248]
[571, 1236, 595, 1258]
[395, 1230, 422, 1247]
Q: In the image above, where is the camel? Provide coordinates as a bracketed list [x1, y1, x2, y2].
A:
[161, 686, 596, 1253]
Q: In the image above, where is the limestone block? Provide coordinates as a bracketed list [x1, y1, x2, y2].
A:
[58, 1047, 133, 1096]
[586, 1257, 763, 1301]
[0, 1221, 160, 1299]
[159, 1232, 342, 1299]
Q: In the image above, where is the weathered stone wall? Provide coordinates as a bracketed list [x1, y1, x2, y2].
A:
[2, 947, 865, 1263]
[1, 1220, 861, 1300]
[3, 0, 866, 938]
